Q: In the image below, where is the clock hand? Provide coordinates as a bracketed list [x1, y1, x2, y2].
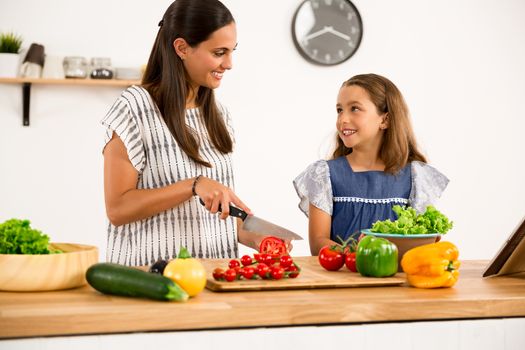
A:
[326, 27, 351, 41]
[303, 26, 330, 41]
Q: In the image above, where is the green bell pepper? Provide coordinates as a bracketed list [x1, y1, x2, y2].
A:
[356, 235, 398, 277]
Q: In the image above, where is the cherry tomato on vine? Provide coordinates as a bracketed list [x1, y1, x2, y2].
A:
[286, 265, 300, 278]
[212, 267, 225, 281]
[345, 252, 357, 272]
[224, 268, 237, 282]
[270, 265, 285, 280]
[279, 255, 294, 268]
[240, 255, 253, 266]
[228, 259, 240, 269]
[213, 251, 302, 283]
[256, 263, 270, 279]
[318, 245, 345, 271]
[241, 266, 255, 279]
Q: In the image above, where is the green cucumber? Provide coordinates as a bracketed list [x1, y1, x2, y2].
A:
[86, 263, 189, 302]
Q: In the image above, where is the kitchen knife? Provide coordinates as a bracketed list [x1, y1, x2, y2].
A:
[199, 199, 303, 241]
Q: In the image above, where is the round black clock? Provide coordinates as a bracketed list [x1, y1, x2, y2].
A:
[292, 0, 363, 66]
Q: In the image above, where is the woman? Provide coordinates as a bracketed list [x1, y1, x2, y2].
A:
[101, 0, 260, 266]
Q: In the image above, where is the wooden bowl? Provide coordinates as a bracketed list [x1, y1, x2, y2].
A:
[0, 243, 98, 292]
[361, 230, 441, 270]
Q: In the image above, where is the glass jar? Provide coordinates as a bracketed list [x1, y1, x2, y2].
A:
[90, 57, 113, 79]
[63, 56, 87, 79]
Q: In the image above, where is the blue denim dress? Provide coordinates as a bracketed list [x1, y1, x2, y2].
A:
[328, 157, 411, 242]
[293, 157, 449, 243]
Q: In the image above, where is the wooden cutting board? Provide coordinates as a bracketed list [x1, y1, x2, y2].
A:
[202, 256, 405, 292]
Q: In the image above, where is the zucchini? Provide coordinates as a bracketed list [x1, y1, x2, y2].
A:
[86, 263, 189, 302]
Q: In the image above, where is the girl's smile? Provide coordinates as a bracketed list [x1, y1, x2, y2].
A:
[341, 128, 357, 136]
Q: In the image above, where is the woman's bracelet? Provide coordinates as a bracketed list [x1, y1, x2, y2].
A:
[192, 175, 203, 196]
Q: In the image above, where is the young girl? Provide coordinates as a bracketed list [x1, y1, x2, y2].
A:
[293, 73, 449, 255]
[101, 0, 261, 265]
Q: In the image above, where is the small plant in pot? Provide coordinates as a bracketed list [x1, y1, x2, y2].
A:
[0, 32, 23, 78]
[0, 32, 23, 53]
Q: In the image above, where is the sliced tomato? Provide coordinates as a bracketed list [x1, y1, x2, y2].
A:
[259, 236, 288, 257]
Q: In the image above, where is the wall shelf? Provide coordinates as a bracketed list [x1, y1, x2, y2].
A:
[0, 77, 141, 126]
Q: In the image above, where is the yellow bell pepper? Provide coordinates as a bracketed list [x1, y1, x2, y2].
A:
[163, 247, 206, 297]
[401, 241, 460, 288]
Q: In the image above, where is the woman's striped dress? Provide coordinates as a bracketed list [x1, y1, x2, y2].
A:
[101, 85, 238, 266]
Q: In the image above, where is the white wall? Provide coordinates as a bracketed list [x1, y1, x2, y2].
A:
[1, 0, 524, 261]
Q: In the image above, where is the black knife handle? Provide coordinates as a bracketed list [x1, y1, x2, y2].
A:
[198, 198, 248, 221]
[227, 205, 248, 220]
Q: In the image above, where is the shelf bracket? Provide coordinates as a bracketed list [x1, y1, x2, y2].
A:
[0, 78, 141, 126]
[22, 82, 31, 126]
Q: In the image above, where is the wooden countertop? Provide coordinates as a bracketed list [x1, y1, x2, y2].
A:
[1, 258, 525, 339]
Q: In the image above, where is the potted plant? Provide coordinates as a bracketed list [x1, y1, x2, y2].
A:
[0, 32, 23, 78]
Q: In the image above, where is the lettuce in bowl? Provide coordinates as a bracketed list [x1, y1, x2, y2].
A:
[0, 219, 61, 254]
[371, 205, 453, 235]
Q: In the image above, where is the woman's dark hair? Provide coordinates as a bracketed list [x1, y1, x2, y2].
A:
[142, 0, 234, 167]
[332, 73, 427, 174]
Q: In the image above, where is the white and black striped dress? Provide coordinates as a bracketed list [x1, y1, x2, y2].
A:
[101, 85, 238, 266]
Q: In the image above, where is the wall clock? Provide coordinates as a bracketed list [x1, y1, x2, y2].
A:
[292, 0, 363, 66]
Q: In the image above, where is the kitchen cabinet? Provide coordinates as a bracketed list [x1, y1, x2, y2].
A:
[0, 77, 140, 126]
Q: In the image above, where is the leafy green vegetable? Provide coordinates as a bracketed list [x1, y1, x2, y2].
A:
[0, 219, 61, 254]
[371, 205, 453, 235]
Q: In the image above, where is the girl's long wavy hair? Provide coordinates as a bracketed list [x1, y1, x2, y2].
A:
[142, 0, 234, 167]
[332, 73, 427, 174]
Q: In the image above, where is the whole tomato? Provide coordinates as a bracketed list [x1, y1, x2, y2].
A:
[240, 255, 253, 267]
[270, 265, 285, 280]
[256, 263, 270, 279]
[345, 252, 357, 272]
[243, 266, 256, 279]
[224, 268, 237, 282]
[279, 255, 294, 268]
[318, 245, 345, 271]
[286, 265, 300, 278]
[212, 267, 225, 280]
[228, 259, 241, 269]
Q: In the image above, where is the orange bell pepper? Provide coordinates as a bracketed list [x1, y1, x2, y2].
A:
[401, 241, 460, 288]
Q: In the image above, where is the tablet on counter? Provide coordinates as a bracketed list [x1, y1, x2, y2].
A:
[483, 215, 525, 277]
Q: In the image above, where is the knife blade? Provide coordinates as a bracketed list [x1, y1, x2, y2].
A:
[199, 199, 303, 241]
